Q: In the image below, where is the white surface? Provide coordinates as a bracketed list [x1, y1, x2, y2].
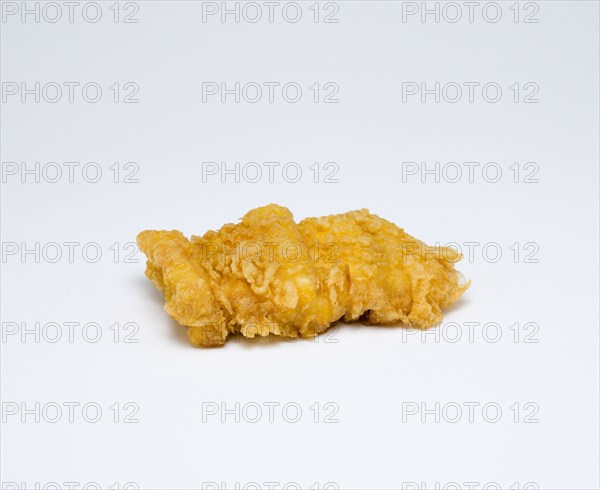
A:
[1, 1, 599, 489]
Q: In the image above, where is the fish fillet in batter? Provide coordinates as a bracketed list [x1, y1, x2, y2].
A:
[137, 204, 469, 347]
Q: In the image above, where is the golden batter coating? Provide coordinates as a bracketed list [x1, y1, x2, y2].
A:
[137, 204, 469, 347]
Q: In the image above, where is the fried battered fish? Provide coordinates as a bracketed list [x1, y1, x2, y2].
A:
[137, 204, 469, 347]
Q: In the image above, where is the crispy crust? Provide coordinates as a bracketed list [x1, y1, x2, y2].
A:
[137, 204, 469, 347]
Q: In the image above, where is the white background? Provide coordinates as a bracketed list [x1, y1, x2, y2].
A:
[1, 1, 599, 489]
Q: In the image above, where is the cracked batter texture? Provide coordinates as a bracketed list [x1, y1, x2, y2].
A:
[137, 204, 469, 347]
